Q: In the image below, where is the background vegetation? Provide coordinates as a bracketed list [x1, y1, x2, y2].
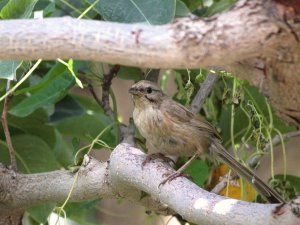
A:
[0, 0, 299, 224]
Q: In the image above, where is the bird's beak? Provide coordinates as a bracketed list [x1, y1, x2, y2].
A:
[129, 87, 137, 95]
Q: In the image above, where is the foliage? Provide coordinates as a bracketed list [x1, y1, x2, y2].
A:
[0, 0, 298, 224]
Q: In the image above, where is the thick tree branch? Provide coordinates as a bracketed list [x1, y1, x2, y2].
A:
[0, 156, 173, 218]
[0, 0, 299, 127]
[1, 144, 299, 225]
[0, 1, 297, 68]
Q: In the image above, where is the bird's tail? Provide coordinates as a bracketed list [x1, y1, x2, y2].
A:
[210, 140, 285, 203]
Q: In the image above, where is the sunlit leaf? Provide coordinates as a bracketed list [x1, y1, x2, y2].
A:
[94, 0, 176, 24]
[0, 61, 22, 80]
[9, 73, 75, 117]
[0, 0, 38, 19]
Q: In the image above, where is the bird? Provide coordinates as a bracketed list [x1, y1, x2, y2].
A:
[129, 80, 285, 203]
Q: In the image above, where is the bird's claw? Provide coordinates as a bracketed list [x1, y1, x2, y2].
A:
[159, 172, 192, 187]
[142, 153, 175, 169]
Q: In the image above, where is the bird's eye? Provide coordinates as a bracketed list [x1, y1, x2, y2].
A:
[146, 87, 152, 94]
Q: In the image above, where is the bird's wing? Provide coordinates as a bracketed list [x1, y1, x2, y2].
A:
[192, 115, 222, 141]
[162, 98, 194, 122]
[162, 98, 221, 140]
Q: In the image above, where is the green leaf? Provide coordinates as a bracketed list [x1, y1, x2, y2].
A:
[64, 201, 98, 218]
[14, 62, 67, 96]
[9, 72, 75, 117]
[117, 66, 143, 81]
[49, 95, 85, 123]
[27, 203, 56, 224]
[95, 0, 176, 24]
[55, 95, 116, 147]
[185, 160, 210, 187]
[7, 109, 56, 149]
[0, 0, 38, 19]
[0, 135, 60, 173]
[43, 1, 55, 17]
[181, 0, 202, 11]
[219, 82, 294, 145]
[0, 61, 22, 80]
[272, 175, 300, 200]
[56, 113, 115, 145]
[53, 130, 73, 167]
[61, 59, 83, 88]
[200, 0, 237, 17]
[274, 175, 300, 193]
[175, 0, 190, 17]
[0, 140, 10, 165]
[0, 1, 9, 10]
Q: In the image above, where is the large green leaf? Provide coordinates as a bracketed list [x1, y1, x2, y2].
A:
[0, 0, 38, 19]
[14, 63, 68, 96]
[27, 203, 56, 224]
[0, 140, 10, 165]
[95, 0, 176, 24]
[7, 109, 56, 149]
[181, 0, 202, 11]
[0, 135, 60, 173]
[56, 113, 115, 147]
[49, 95, 85, 123]
[55, 95, 116, 146]
[53, 129, 73, 167]
[197, 0, 237, 17]
[175, 0, 190, 17]
[117, 66, 144, 81]
[185, 159, 210, 187]
[9, 72, 75, 117]
[0, 61, 22, 80]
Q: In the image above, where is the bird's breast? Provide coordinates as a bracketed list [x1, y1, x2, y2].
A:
[133, 106, 199, 156]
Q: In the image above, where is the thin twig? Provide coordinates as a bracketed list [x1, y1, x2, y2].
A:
[211, 173, 239, 194]
[248, 130, 300, 168]
[1, 81, 17, 171]
[191, 72, 219, 114]
[211, 130, 300, 194]
[120, 118, 135, 145]
[88, 84, 102, 107]
[211, 179, 228, 194]
[146, 69, 160, 83]
[101, 65, 120, 119]
[88, 65, 121, 144]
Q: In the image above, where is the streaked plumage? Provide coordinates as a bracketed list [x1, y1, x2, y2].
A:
[129, 80, 284, 203]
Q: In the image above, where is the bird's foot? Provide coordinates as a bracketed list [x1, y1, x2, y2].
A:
[142, 153, 175, 168]
[159, 171, 191, 187]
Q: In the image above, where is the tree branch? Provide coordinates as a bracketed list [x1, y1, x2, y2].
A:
[0, 155, 173, 218]
[88, 83, 103, 108]
[191, 72, 219, 114]
[1, 144, 299, 225]
[101, 65, 120, 120]
[0, 1, 297, 68]
[1, 81, 17, 171]
[0, 0, 299, 127]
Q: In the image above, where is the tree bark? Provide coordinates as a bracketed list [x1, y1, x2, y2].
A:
[0, 1, 300, 224]
[0, 0, 299, 127]
[0, 143, 299, 225]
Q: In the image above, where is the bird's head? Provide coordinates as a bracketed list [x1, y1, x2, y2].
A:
[129, 80, 164, 108]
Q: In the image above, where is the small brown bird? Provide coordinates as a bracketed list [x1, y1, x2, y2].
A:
[129, 80, 285, 203]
